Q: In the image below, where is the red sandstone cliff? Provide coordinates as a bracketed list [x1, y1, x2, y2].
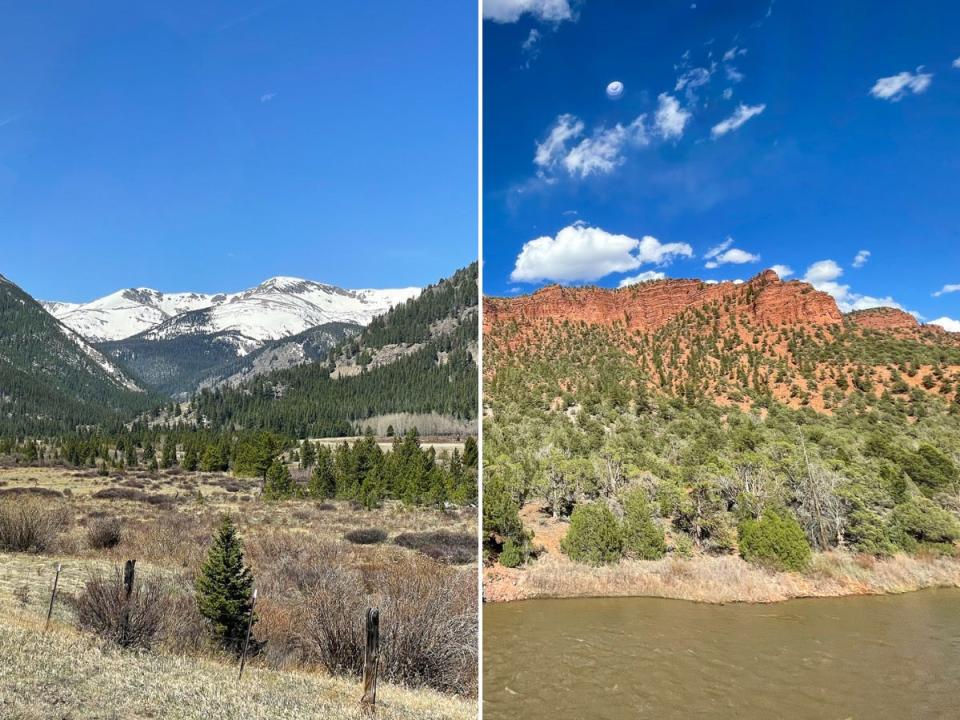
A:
[846, 307, 920, 331]
[484, 270, 843, 333]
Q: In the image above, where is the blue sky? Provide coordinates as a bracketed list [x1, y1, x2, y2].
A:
[1, 1, 476, 302]
[483, 0, 960, 331]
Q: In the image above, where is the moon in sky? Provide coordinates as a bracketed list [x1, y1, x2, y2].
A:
[606, 81, 624, 99]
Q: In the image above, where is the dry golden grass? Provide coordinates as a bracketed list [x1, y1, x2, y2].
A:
[0, 464, 478, 713]
[0, 612, 473, 720]
[486, 551, 960, 604]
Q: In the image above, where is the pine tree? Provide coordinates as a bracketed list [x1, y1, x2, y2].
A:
[160, 435, 177, 468]
[299, 439, 316, 469]
[308, 447, 336, 498]
[263, 459, 296, 500]
[195, 515, 256, 653]
[124, 442, 137, 468]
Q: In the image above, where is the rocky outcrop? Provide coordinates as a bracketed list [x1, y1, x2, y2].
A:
[846, 307, 920, 331]
[485, 270, 842, 333]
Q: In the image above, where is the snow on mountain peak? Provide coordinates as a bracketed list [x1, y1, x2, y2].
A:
[44, 278, 422, 347]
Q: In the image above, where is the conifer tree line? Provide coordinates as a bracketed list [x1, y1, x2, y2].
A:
[0, 427, 478, 509]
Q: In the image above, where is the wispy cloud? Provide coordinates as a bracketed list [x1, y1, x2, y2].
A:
[870, 68, 933, 101]
[930, 317, 960, 332]
[933, 283, 960, 298]
[521, 28, 541, 66]
[653, 93, 691, 140]
[711, 102, 765, 137]
[260, 92, 277, 103]
[511, 222, 692, 283]
[483, 0, 575, 24]
[619, 270, 667, 287]
[953, 57, 960, 69]
[852, 249, 870, 268]
[802, 259, 911, 314]
[217, 6, 267, 32]
[770, 264, 794, 278]
[703, 237, 760, 268]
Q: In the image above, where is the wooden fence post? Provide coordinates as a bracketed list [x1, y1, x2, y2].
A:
[120, 559, 136, 646]
[44, 563, 62, 631]
[238, 588, 258, 681]
[361, 607, 380, 711]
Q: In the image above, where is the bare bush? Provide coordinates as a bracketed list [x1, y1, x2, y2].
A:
[394, 531, 476, 564]
[0, 497, 71, 552]
[87, 517, 123, 549]
[343, 528, 387, 545]
[297, 559, 477, 694]
[70, 566, 169, 649]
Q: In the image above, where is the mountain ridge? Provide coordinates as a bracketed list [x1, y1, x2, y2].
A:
[44, 277, 420, 344]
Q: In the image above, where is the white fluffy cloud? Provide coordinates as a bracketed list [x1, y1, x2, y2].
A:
[954, 57, 960, 69]
[802, 259, 910, 313]
[711, 103, 766, 137]
[933, 284, 960, 297]
[618, 270, 667, 287]
[483, 0, 573, 23]
[654, 93, 691, 140]
[534, 114, 648, 179]
[931, 317, 960, 332]
[703, 238, 760, 268]
[770, 264, 794, 278]
[870, 68, 933, 101]
[510, 223, 692, 283]
[852, 249, 871, 268]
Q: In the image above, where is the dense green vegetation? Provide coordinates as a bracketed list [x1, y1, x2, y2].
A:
[484, 312, 960, 571]
[0, 275, 157, 436]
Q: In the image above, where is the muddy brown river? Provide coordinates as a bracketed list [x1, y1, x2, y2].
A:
[483, 591, 960, 719]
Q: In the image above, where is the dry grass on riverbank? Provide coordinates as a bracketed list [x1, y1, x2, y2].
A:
[485, 551, 960, 604]
[0, 612, 474, 720]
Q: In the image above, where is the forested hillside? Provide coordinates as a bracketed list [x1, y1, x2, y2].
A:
[193, 264, 478, 437]
[484, 271, 960, 571]
[0, 275, 155, 436]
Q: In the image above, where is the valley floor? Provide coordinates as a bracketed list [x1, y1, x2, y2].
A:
[0, 464, 477, 718]
[483, 502, 960, 604]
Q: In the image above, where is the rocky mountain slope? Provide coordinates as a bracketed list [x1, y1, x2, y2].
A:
[193, 263, 479, 438]
[0, 274, 152, 435]
[47, 277, 420, 397]
[485, 269, 960, 414]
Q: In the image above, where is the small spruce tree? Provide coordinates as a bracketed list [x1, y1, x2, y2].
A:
[263, 459, 296, 500]
[195, 515, 256, 653]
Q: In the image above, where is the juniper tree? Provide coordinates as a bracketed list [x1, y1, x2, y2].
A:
[195, 515, 256, 653]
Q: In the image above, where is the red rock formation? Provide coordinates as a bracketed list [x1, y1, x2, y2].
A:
[846, 307, 920, 331]
[484, 270, 842, 333]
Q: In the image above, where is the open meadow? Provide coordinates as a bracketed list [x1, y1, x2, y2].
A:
[0, 463, 477, 719]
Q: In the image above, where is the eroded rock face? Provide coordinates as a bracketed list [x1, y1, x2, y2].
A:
[846, 307, 920, 331]
[484, 270, 843, 333]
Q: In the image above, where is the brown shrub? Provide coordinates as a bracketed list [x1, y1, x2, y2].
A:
[0, 497, 71, 552]
[297, 558, 477, 694]
[344, 528, 388, 545]
[393, 531, 476, 564]
[70, 565, 169, 649]
[87, 517, 124, 549]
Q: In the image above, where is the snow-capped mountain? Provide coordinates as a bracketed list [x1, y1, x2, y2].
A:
[43, 278, 420, 346]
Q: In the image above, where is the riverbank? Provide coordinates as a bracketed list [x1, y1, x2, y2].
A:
[484, 504, 960, 603]
[484, 551, 960, 603]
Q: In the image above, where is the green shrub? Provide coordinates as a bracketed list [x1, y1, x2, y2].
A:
[621, 489, 665, 560]
[738, 509, 811, 572]
[561, 501, 623, 565]
[891, 496, 960, 549]
[499, 538, 523, 568]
